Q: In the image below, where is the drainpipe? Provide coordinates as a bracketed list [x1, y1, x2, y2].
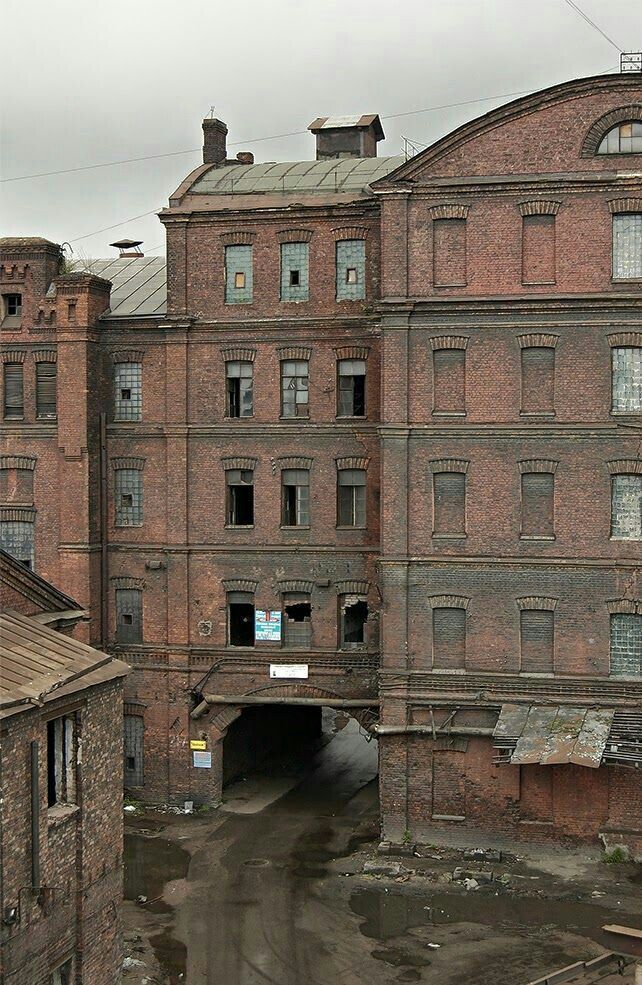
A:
[31, 741, 40, 887]
[99, 412, 108, 647]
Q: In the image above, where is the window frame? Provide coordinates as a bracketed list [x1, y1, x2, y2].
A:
[226, 468, 255, 527]
[609, 612, 642, 678]
[225, 360, 254, 418]
[612, 213, 642, 281]
[281, 468, 310, 527]
[114, 362, 142, 422]
[611, 345, 642, 414]
[115, 588, 143, 644]
[280, 359, 310, 419]
[337, 469, 366, 528]
[610, 473, 642, 540]
[336, 358, 366, 418]
[35, 362, 57, 420]
[47, 714, 77, 808]
[597, 121, 642, 155]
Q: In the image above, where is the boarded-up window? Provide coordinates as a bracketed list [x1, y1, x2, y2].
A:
[114, 362, 142, 421]
[433, 218, 466, 287]
[520, 609, 554, 673]
[35, 362, 57, 419]
[522, 215, 555, 284]
[225, 245, 253, 303]
[520, 765, 553, 822]
[612, 346, 642, 412]
[613, 214, 642, 279]
[611, 475, 642, 539]
[3, 363, 24, 420]
[124, 715, 144, 787]
[432, 750, 465, 819]
[433, 472, 466, 536]
[521, 473, 554, 538]
[433, 607, 466, 670]
[521, 347, 555, 414]
[610, 613, 641, 677]
[0, 520, 34, 567]
[116, 588, 143, 643]
[433, 348, 465, 414]
[115, 469, 143, 526]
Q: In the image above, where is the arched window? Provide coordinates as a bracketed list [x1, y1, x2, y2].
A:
[597, 122, 642, 154]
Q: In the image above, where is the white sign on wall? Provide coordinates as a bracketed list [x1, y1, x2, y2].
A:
[193, 751, 212, 768]
[269, 664, 309, 680]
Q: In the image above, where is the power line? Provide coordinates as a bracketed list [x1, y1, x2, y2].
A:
[69, 210, 160, 243]
[560, 0, 623, 53]
[0, 87, 575, 184]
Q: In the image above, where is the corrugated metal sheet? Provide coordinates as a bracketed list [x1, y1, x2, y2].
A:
[190, 155, 405, 196]
[0, 608, 129, 718]
[493, 704, 616, 769]
[87, 257, 166, 317]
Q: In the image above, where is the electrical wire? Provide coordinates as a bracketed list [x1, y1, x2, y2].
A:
[560, 0, 623, 53]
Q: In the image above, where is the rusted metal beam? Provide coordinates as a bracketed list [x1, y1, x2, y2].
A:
[191, 694, 378, 719]
[373, 724, 494, 737]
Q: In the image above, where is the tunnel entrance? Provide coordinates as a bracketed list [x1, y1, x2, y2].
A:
[221, 704, 377, 789]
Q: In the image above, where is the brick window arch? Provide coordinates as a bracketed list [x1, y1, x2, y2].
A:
[582, 106, 642, 156]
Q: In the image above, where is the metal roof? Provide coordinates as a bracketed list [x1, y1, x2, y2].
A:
[190, 155, 405, 196]
[0, 608, 129, 719]
[53, 256, 167, 318]
[493, 704, 615, 768]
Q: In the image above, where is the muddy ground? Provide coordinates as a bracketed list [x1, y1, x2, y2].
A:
[122, 715, 641, 985]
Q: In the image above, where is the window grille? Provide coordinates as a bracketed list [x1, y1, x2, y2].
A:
[0, 520, 34, 567]
[612, 347, 642, 412]
[610, 613, 642, 677]
[3, 364, 24, 419]
[280, 242, 309, 301]
[336, 240, 366, 300]
[613, 214, 642, 279]
[115, 469, 143, 526]
[598, 122, 642, 154]
[116, 588, 143, 643]
[281, 360, 309, 418]
[225, 245, 253, 303]
[611, 475, 642, 539]
[114, 363, 142, 421]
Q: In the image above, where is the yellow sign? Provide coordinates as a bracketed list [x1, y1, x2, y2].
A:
[190, 740, 207, 751]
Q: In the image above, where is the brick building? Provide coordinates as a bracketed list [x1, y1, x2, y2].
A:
[0, 70, 640, 847]
[0, 550, 128, 984]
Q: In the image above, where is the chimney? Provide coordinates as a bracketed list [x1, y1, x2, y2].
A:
[203, 118, 228, 165]
[307, 114, 385, 161]
[110, 239, 144, 258]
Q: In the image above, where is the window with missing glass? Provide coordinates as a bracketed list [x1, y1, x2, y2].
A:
[337, 359, 366, 417]
[281, 360, 309, 418]
[114, 362, 142, 421]
[47, 714, 76, 807]
[114, 469, 143, 526]
[226, 361, 253, 417]
[598, 122, 642, 154]
[613, 213, 642, 279]
[280, 242, 309, 301]
[337, 469, 366, 527]
[226, 469, 254, 526]
[225, 245, 253, 303]
[282, 469, 310, 526]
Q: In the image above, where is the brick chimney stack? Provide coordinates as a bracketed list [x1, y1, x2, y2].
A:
[203, 118, 228, 165]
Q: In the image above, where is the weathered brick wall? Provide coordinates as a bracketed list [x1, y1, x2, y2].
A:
[0, 679, 124, 985]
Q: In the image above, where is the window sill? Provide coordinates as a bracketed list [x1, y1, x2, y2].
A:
[610, 410, 642, 417]
[431, 668, 466, 674]
[521, 280, 556, 286]
[432, 533, 467, 540]
[36, 415, 57, 422]
[432, 813, 465, 822]
[48, 803, 80, 827]
[279, 416, 310, 422]
[520, 535, 556, 541]
[280, 525, 311, 531]
[223, 416, 255, 421]
[610, 536, 642, 542]
[336, 525, 367, 531]
[280, 299, 310, 304]
[519, 819, 553, 827]
[519, 672, 554, 678]
[115, 523, 144, 529]
[3, 417, 25, 422]
[432, 411, 466, 418]
[611, 278, 642, 284]
[227, 644, 256, 650]
[336, 415, 368, 422]
[519, 411, 556, 418]
[225, 524, 255, 530]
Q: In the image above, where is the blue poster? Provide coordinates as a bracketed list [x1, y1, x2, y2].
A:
[255, 609, 282, 641]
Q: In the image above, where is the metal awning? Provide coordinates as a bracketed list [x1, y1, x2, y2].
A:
[493, 704, 615, 768]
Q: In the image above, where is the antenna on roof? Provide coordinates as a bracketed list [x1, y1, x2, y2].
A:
[620, 52, 642, 72]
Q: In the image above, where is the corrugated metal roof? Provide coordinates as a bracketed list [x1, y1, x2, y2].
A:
[190, 155, 404, 196]
[86, 257, 167, 317]
[0, 608, 129, 719]
[493, 704, 615, 768]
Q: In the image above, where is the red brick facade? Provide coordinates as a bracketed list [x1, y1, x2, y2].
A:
[1, 72, 640, 848]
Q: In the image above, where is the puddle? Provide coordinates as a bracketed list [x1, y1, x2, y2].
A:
[350, 885, 631, 951]
[148, 929, 187, 984]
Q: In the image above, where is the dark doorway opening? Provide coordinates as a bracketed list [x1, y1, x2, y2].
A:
[223, 705, 323, 785]
[228, 597, 255, 647]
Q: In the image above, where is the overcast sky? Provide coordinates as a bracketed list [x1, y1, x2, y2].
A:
[1, 0, 640, 259]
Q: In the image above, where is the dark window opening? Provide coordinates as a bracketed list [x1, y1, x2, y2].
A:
[226, 469, 254, 525]
[341, 597, 368, 646]
[51, 958, 73, 985]
[5, 294, 22, 317]
[337, 469, 366, 527]
[282, 469, 309, 526]
[3, 363, 24, 420]
[121, 493, 133, 509]
[124, 715, 144, 787]
[121, 388, 131, 401]
[229, 594, 255, 647]
[289, 269, 300, 287]
[126, 756, 135, 770]
[226, 361, 253, 418]
[47, 716, 76, 807]
[337, 359, 366, 417]
[283, 595, 312, 648]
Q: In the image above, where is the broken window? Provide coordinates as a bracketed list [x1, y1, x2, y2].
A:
[225, 245, 253, 303]
[282, 593, 312, 648]
[116, 588, 143, 644]
[114, 469, 143, 526]
[521, 347, 555, 414]
[336, 240, 366, 300]
[0, 520, 34, 568]
[280, 242, 309, 302]
[226, 469, 254, 526]
[114, 362, 142, 421]
[124, 715, 144, 787]
[611, 474, 642, 539]
[281, 359, 309, 418]
[432, 607, 466, 670]
[50, 958, 73, 985]
[3, 363, 24, 420]
[613, 214, 642, 279]
[337, 468, 366, 527]
[47, 714, 76, 807]
[433, 472, 466, 536]
[281, 469, 310, 526]
[226, 360, 253, 417]
[337, 359, 366, 417]
[340, 595, 368, 647]
[228, 591, 255, 646]
[4, 293, 22, 317]
[36, 362, 57, 419]
[612, 346, 641, 412]
[610, 613, 641, 677]
[520, 609, 554, 673]
[521, 472, 554, 538]
[433, 348, 465, 415]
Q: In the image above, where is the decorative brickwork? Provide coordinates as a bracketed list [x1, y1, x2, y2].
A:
[427, 595, 470, 609]
[1, 349, 25, 363]
[332, 226, 368, 240]
[428, 458, 469, 474]
[277, 579, 315, 594]
[276, 228, 314, 243]
[0, 455, 36, 470]
[111, 575, 146, 590]
[518, 459, 559, 474]
[335, 579, 370, 595]
[608, 197, 642, 214]
[33, 349, 57, 363]
[221, 578, 258, 593]
[219, 231, 255, 245]
[111, 456, 145, 471]
[276, 346, 312, 361]
[111, 349, 145, 363]
[517, 333, 559, 348]
[335, 456, 369, 471]
[275, 456, 313, 470]
[221, 456, 258, 471]
[518, 200, 562, 216]
[516, 596, 558, 610]
[220, 346, 256, 362]
[333, 345, 369, 360]
[429, 335, 469, 350]
[429, 204, 469, 219]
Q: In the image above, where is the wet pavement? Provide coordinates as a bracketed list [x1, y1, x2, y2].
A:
[123, 715, 641, 985]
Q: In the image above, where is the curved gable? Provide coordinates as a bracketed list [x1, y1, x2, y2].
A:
[377, 74, 642, 185]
